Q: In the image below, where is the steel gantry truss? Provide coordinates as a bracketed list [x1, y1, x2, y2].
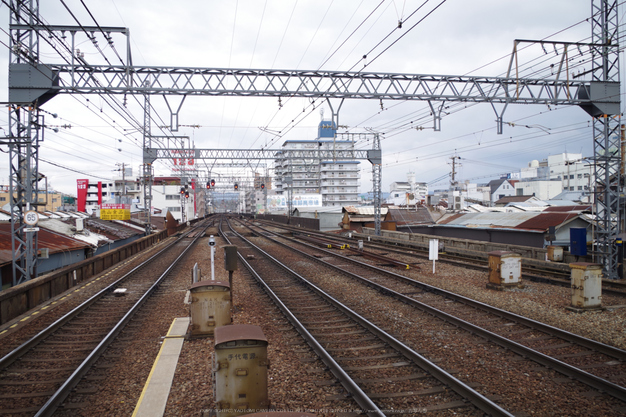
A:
[6, 0, 621, 284]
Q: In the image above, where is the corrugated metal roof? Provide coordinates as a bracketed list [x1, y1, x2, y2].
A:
[85, 218, 143, 240]
[515, 212, 582, 231]
[387, 208, 433, 225]
[494, 195, 535, 204]
[0, 222, 91, 265]
[436, 211, 588, 232]
[543, 205, 592, 212]
[37, 219, 112, 247]
[343, 206, 388, 215]
[437, 212, 538, 228]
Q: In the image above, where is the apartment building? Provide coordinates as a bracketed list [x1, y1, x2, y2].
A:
[275, 120, 361, 208]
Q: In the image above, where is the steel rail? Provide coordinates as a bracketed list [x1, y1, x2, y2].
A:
[0, 227, 192, 370]
[242, 221, 626, 402]
[253, 219, 626, 296]
[225, 218, 514, 417]
[220, 220, 383, 417]
[253, 220, 626, 360]
[0, 222, 209, 417]
[34, 221, 210, 417]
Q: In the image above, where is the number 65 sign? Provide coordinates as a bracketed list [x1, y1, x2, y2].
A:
[24, 210, 39, 226]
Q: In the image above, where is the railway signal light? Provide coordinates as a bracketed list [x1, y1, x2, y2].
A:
[185, 191, 190, 199]
[180, 187, 185, 195]
[260, 183, 265, 190]
[234, 183, 238, 190]
[210, 179, 215, 187]
[206, 181, 211, 189]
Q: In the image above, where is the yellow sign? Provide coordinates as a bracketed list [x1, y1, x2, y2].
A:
[100, 204, 131, 220]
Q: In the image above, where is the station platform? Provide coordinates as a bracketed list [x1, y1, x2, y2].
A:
[132, 317, 189, 417]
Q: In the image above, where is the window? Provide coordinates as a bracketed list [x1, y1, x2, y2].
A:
[584, 173, 590, 178]
[167, 207, 181, 212]
[166, 195, 180, 200]
[577, 174, 582, 179]
[0, 197, 5, 201]
[570, 186, 575, 191]
[569, 174, 574, 179]
[578, 186, 583, 191]
[38, 198, 44, 202]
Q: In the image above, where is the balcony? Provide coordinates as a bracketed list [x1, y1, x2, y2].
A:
[323, 195, 359, 202]
[321, 180, 358, 187]
[320, 172, 360, 179]
[320, 166, 360, 173]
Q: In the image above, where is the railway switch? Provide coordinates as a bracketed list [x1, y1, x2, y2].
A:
[213, 324, 269, 417]
[189, 280, 232, 337]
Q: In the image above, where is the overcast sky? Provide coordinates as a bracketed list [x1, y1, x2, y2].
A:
[0, 0, 617, 196]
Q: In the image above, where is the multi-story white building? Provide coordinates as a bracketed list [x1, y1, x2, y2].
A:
[275, 120, 361, 208]
[514, 179, 563, 200]
[547, 153, 592, 193]
[387, 172, 428, 205]
[149, 177, 201, 222]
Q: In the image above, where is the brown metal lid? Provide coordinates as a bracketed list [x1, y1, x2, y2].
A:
[190, 280, 230, 291]
[214, 324, 267, 346]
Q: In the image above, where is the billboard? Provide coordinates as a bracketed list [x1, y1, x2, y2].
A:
[77, 179, 89, 212]
[100, 203, 131, 220]
[267, 194, 322, 210]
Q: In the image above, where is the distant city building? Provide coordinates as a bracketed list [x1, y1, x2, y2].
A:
[514, 178, 563, 201]
[76, 179, 114, 215]
[489, 179, 517, 204]
[76, 175, 208, 222]
[0, 184, 66, 213]
[547, 153, 592, 193]
[387, 172, 428, 206]
[275, 120, 361, 207]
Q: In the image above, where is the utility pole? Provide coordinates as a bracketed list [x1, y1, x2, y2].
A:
[449, 155, 461, 189]
[115, 162, 127, 203]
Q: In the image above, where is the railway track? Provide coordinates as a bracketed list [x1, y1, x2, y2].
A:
[0, 221, 210, 417]
[222, 218, 513, 416]
[230, 218, 626, 415]
[253, 219, 626, 296]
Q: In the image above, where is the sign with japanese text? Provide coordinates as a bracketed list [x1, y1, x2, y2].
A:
[100, 203, 131, 220]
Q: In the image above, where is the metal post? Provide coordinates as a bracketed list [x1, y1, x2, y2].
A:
[369, 133, 382, 236]
[209, 235, 216, 280]
[142, 87, 153, 234]
[590, 0, 621, 279]
[8, 0, 41, 285]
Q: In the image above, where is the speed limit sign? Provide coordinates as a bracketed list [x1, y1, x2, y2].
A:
[24, 210, 39, 226]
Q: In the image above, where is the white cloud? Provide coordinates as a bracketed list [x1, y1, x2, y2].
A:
[0, 0, 612, 196]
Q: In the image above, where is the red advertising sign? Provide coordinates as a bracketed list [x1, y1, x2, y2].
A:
[77, 179, 89, 212]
